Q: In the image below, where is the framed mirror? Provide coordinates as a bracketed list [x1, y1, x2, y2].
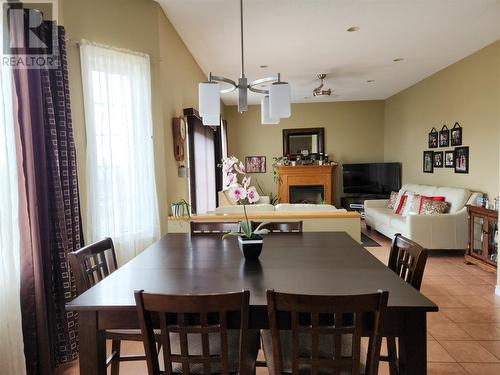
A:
[283, 127, 325, 157]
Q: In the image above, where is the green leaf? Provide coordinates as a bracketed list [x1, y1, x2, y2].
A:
[255, 222, 270, 231]
[222, 231, 243, 240]
[254, 229, 270, 236]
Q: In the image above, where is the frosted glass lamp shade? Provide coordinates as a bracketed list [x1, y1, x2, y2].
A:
[269, 82, 291, 118]
[199, 82, 220, 117]
[202, 114, 220, 126]
[261, 95, 279, 125]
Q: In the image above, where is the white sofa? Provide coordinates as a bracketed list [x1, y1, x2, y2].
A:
[364, 183, 481, 250]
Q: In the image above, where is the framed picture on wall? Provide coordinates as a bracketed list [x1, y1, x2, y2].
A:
[434, 151, 443, 168]
[451, 122, 462, 146]
[439, 125, 449, 147]
[444, 151, 454, 168]
[245, 156, 266, 173]
[428, 128, 438, 148]
[423, 151, 434, 173]
[454, 146, 469, 174]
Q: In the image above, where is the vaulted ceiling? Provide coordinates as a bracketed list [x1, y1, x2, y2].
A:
[157, 0, 500, 105]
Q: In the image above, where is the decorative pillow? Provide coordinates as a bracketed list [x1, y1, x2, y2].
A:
[393, 190, 407, 214]
[419, 196, 446, 214]
[420, 199, 449, 215]
[401, 193, 421, 216]
[387, 191, 398, 209]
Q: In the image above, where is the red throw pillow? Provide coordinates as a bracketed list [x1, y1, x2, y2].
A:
[419, 196, 446, 214]
[395, 195, 408, 215]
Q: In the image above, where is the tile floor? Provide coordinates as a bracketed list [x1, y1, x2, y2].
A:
[56, 227, 500, 375]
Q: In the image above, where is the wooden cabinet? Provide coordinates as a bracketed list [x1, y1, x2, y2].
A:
[465, 205, 498, 273]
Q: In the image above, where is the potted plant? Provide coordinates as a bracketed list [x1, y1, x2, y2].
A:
[221, 156, 269, 260]
[171, 199, 190, 218]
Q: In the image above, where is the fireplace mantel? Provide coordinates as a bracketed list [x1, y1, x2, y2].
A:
[276, 165, 336, 204]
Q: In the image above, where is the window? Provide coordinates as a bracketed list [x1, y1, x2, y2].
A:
[80, 42, 159, 264]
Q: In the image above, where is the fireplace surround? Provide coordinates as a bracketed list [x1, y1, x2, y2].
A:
[276, 165, 335, 204]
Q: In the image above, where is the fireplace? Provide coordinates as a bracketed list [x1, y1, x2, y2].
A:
[289, 185, 325, 204]
[276, 165, 336, 204]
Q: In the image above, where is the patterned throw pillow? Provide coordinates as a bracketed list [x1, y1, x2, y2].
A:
[387, 191, 398, 209]
[418, 196, 446, 214]
[401, 193, 421, 216]
[420, 199, 449, 215]
[393, 190, 407, 214]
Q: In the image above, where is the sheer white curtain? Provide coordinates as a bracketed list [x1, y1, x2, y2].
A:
[80, 41, 160, 265]
[0, 19, 26, 374]
[193, 125, 216, 214]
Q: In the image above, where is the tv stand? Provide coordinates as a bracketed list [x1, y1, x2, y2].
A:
[341, 194, 389, 212]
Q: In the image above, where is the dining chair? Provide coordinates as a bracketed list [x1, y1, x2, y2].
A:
[190, 221, 240, 235]
[382, 233, 428, 375]
[264, 289, 389, 375]
[251, 221, 303, 233]
[134, 290, 260, 375]
[68, 238, 160, 375]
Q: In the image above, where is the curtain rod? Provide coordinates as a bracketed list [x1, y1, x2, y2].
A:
[77, 39, 151, 59]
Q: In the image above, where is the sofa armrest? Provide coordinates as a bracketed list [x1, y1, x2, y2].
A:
[364, 199, 389, 209]
[406, 208, 468, 249]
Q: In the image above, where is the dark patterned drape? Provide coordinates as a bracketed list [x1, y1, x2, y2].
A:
[10, 8, 82, 374]
[41, 25, 81, 365]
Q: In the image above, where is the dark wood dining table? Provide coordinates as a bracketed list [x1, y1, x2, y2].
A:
[66, 232, 438, 375]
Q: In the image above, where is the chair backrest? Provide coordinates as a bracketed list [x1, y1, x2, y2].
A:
[68, 237, 118, 294]
[251, 221, 303, 233]
[388, 234, 428, 290]
[135, 290, 251, 375]
[190, 221, 239, 235]
[266, 290, 388, 375]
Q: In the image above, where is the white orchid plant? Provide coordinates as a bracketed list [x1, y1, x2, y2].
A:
[221, 156, 269, 240]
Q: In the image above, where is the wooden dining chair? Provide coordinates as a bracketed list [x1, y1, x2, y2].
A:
[251, 221, 303, 233]
[69, 238, 160, 375]
[382, 233, 428, 375]
[190, 221, 240, 235]
[264, 290, 389, 375]
[134, 290, 260, 375]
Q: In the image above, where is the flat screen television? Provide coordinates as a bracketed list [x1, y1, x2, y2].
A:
[343, 162, 401, 196]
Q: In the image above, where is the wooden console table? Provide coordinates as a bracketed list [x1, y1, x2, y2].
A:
[465, 205, 498, 273]
[276, 165, 335, 204]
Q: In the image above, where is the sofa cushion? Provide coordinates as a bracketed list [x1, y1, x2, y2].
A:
[275, 204, 339, 212]
[215, 204, 275, 214]
[366, 207, 396, 225]
[401, 184, 437, 197]
[434, 186, 470, 213]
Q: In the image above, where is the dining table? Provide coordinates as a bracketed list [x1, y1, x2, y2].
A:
[66, 232, 438, 375]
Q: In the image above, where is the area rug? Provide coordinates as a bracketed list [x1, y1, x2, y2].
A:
[361, 233, 381, 247]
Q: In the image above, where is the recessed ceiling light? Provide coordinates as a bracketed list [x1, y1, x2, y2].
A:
[393, 57, 404, 62]
[366, 79, 375, 83]
[347, 26, 360, 32]
[259, 64, 268, 68]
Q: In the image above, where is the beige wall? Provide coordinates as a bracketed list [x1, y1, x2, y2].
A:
[226, 101, 386, 206]
[63, 0, 206, 235]
[384, 41, 500, 199]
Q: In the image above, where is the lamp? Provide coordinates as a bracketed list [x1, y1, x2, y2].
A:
[198, 0, 291, 124]
[261, 95, 279, 125]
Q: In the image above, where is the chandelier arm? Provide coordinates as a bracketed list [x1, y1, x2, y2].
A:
[248, 75, 280, 94]
[210, 75, 238, 93]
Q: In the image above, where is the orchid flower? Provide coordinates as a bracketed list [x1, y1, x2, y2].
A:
[242, 176, 251, 189]
[228, 186, 247, 202]
[234, 161, 246, 174]
[246, 186, 260, 204]
[224, 172, 237, 189]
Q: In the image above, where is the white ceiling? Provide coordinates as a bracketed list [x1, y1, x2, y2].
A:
[157, 0, 500, 105]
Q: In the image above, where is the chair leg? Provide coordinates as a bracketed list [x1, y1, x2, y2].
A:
[387, 336, 399, 375]
[110, 339, 121, 375]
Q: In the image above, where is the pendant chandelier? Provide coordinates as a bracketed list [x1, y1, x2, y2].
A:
[198, 0, 291, 125]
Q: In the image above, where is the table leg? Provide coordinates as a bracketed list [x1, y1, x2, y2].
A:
[79, 311, 106, 375]
[398, 311, 427, 375]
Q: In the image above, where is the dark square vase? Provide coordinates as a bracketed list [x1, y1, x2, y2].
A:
[237, 235, 263, 260]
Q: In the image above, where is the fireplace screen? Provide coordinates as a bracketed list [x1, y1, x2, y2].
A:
[289, 185, 325, 204]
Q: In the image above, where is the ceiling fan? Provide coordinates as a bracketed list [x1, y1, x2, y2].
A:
[312, 74, 332, 97]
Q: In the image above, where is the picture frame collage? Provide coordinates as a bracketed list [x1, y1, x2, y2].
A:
[424, 122, 468, 174]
